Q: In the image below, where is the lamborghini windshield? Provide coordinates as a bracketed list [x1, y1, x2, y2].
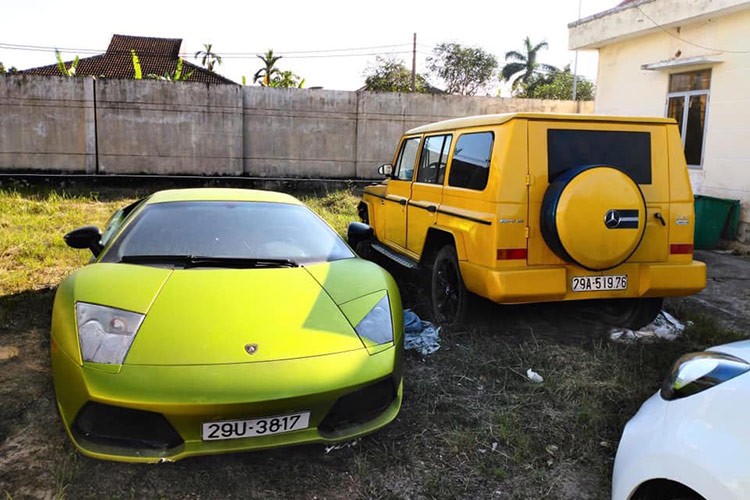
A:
[101, 201, 354, 265]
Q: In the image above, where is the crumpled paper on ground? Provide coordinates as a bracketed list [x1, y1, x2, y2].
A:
[403, 309, 441, 356]
[610, 310, 687, 342]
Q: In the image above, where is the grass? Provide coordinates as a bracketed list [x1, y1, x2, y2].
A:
[0, 182, 744, 499]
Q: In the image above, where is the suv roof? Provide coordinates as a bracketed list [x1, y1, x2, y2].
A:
[407, 113, 676, 135]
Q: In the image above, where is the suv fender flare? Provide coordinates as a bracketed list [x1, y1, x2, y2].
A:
[420, 227, 468, 265]
[357, 200, 371, 225]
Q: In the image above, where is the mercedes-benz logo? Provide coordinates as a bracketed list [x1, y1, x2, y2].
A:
[244, 343, 259, 355]
[604, 210, 621, 229]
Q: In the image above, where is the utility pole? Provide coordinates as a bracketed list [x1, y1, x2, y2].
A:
[572, 0, 582, 100]
[411, 33, 417, 93]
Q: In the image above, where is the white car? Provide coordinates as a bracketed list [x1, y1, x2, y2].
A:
[613, 340, 750, 499]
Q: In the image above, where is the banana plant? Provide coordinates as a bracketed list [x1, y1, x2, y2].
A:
[148, 58, 193, 82]
[55, 49, 79, 77]
[131, 50, 142, 79]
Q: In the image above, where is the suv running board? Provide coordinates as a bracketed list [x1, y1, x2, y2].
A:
[371, 242, 419, 270]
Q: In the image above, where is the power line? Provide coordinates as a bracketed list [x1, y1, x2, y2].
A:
[0, 41, 417, 59]
[635, 4, 750, 54]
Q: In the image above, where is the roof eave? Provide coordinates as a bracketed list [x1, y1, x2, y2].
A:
[568, 0, 750, 50]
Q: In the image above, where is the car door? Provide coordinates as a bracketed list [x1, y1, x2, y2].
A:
[407, 134, 452, 256]
[384, 136, 420, 249]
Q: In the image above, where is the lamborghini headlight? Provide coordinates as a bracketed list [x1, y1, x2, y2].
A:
[661, 351, 750, 401]
[75, 302, 145, 364]
[355, 294, 393, 345]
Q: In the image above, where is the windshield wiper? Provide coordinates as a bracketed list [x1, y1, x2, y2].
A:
[120, 254, 192, 266]
[183, 256, 299, 269]
[119, 255, 299, 268]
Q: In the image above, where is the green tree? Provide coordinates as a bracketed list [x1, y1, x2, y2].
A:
[519, 66, 595, 101]
[363, 56, 429, 93]
[427, 42, 497, 95]
[0, 62, 17, 74]
[254, 49, 282, 86]
[194, 43, 222, 72]
[500, 37, 558, 94]
[268, 70, 305, 89]
[55, 49, 79, 77]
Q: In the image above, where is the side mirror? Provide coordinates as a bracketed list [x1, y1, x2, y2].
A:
[64, 226, 103, 257]
[377, 163, 393, 176]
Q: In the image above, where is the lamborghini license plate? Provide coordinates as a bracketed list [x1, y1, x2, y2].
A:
[571, 275, 627, 292]
[202, 411, 310, 441]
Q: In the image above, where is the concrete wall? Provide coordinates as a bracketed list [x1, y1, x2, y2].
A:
[0, 75, 593, 180]
[573, 5, 750, 242]
[96, 80, 243, 175]
[0, 75, 95, 172]
[243, 88, 358, 178]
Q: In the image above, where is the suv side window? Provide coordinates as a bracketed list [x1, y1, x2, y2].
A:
[416, 134, 453, 185]
[393, 137, 421, 181]
[447, 132, 494, 190]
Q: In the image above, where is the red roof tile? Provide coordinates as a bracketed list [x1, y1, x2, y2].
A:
[20, 34, 236, 85]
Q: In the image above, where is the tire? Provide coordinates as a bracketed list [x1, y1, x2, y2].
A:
[596, 297, 664, 329]
[354, 239, 373, 260]
[431, 246, 469, 325]
[541, 165, 647, 271]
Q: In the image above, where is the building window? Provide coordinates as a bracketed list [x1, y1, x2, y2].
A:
[666, 69, 710, 167]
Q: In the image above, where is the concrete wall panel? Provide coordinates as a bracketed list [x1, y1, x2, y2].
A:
[0, 75, 92, 172]
[96, 79, 243, 175]
[243, 88, 358, 177]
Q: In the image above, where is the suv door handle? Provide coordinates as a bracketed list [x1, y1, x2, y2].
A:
[426, 205, 437, 213]
[399, 199, 407, 206]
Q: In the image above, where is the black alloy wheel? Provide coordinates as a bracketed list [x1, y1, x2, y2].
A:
[431, 246, 468, 325]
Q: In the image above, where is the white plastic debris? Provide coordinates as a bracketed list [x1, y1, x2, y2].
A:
[609, 310, 686, 343]
[324, 439, 358, 454]
[526, 368, 544, 383]
[403, 309, 441, 356]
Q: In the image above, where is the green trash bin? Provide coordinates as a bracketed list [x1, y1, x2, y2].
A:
[694, 195, 741, 249]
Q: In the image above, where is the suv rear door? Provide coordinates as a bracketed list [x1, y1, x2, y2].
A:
[527, 120, 671, 267]
[406, 134, 452, 255]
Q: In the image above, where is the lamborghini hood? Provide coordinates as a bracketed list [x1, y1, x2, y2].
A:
[122, 265, 369, 365]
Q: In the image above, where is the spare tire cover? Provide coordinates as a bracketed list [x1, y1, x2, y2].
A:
[541, 165, 646, 271]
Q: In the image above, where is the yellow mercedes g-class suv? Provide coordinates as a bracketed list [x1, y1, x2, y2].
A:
[348, 113, 706, 328]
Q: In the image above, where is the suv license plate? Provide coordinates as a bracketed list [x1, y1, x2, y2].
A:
[202, 412, 310, 441]
[571, 275, 627, 292]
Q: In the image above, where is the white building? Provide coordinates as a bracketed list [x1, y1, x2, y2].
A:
[569, 0, 750, 244]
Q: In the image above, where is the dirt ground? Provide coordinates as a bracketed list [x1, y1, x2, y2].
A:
[676, 250, 750, 332]
[1, 248, 748, 499]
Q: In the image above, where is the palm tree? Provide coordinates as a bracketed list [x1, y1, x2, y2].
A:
[254, 49, 283, 86]
[194, 43, 222, 72]
[500, 37, 558, 92]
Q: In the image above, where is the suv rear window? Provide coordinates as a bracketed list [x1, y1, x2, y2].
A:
[547, 129, 652, 184]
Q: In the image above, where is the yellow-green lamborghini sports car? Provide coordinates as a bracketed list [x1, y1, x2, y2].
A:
[51, 188, 403, 463]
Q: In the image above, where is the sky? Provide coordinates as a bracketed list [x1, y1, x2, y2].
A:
[0, 0, 620, 94]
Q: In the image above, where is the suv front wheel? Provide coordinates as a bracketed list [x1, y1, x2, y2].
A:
[431, 246, 469, 325]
